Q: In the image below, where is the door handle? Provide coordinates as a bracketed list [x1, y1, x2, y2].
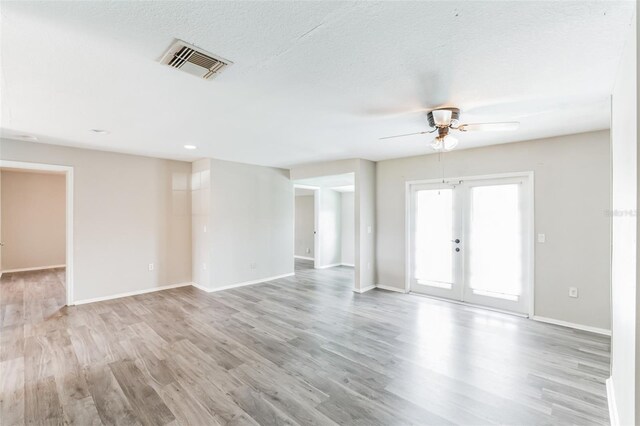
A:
[455, 248, 460, 252]
[451, 239, 460, 244]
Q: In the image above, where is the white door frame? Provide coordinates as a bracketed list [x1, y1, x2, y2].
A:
[293, 184, 320, 269]
[0, 160, 74, 306]
[405, 171, 535, 317]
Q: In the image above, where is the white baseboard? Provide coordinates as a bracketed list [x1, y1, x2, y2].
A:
[531, 315, 611, 336]
[73, 282, 193, 305]
[353, 285, 376, 294]
[294, 256, 314, 261]
[606, 377, 619, 426]
[2, 264, 66, 273]
[341, 263, 355, 267]
[191, 272, 295, 293]
[366, 286, 612, 336]
[315, 263, 342, 269]
[190, 282, 210, 292]
[376, 284, 406, 293]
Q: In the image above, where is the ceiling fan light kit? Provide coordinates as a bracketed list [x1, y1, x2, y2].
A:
[430, 134, 458, 151]
[427, 107, 460, 128]
[381, 106, 519, 152]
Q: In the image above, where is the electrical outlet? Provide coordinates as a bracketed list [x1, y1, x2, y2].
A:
[537, 234, 546, 243]
[569, 287, 578, 298]
[148, 263, 154, 271]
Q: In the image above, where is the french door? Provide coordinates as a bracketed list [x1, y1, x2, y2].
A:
[408, 175, 532, 315]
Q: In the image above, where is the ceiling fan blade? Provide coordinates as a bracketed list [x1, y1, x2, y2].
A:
[379, 130, 435, 140]
[456, 122, 520, 132]
[364, 107, 430, 117]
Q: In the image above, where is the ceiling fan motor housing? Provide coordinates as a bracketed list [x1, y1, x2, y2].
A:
[427, 107, 460, 128]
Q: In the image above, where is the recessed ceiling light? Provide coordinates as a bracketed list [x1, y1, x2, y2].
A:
[90, 129, 110, 135]
[184, 144, 197, 150]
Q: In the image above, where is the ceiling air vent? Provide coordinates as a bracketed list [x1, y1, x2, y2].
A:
[160, 40, 232, 80]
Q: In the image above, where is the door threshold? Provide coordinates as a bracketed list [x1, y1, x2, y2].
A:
[408, 292, 529, 318]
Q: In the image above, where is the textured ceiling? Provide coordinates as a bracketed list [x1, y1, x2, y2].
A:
[0, 1, 635, 167]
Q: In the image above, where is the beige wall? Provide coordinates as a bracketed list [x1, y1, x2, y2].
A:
[191, 158, 294, 291]
[191, 158, 212, 289]
[356, 159, 376, 290]
[1, 170, 66, 271]
[376, 130, 611, 330]
[295, 195, 315, 258]
[317, 188, 342, 267]
[205, 158, 294, 289]
[0, 138, 192, 302]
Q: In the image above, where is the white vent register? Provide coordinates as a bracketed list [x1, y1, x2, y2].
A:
[160, 40, 232, 80]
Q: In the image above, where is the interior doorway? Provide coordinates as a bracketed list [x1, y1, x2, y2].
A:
[293, 185, 318, 270]
[407, 173, 534, 315]
[0, 160, 74, 306]
[293, 173, 355, 285]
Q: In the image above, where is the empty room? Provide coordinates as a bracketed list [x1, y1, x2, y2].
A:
[0, 1, 638, 425]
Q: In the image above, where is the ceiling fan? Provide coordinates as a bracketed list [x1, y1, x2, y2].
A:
[380, 107, 519, 151]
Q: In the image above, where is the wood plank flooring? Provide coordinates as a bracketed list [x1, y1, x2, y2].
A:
[1, 261, 611, 425]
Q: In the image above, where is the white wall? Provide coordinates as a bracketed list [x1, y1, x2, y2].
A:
[1, 170, 66, 271]
[295, 195, 315, 259]
[610, 12, 637, 426]
[192, 158, 293, 290]
[341, 192, 355, 266]
[317, 188, 342, 267]
[376, 131, 611, 330]
[0, 138, 192, 302]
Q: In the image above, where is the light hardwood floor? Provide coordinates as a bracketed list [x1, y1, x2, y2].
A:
[0, 261, 610, 425]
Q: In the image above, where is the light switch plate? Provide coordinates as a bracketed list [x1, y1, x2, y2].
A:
[569, 287, 578, 298]
[537, 234, 546, 243]
[148, 263, 154, 271]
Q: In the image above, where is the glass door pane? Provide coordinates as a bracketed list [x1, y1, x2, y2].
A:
[464, 182, 526, 311]
[411, 187, 458, 297]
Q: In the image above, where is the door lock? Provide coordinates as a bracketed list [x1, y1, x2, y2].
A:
[455, 247, 460, 252]
[452, 239, 460, 244]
